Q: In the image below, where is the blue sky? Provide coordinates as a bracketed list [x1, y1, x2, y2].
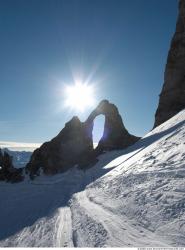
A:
[0, 0, 178, 143]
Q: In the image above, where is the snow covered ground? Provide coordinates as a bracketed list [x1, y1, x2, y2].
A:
[0, 110, 185, 247]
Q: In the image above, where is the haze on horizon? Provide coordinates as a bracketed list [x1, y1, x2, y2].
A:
[0, 0, 178, 144]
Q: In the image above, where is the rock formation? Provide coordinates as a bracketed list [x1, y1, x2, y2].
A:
[0, 149, 24, 183]
[154, 0, 185, 127]
[86, 100, 139, 153]
[26, 100, 139, 179]
[26, 116, 93, 179]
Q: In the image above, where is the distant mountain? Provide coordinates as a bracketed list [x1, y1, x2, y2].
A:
[0, 141, 40, 168]
[0, 141, 41, 152]
[2, 148, 32, 169]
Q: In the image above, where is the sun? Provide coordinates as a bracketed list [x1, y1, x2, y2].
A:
[64, 81, 96, 112]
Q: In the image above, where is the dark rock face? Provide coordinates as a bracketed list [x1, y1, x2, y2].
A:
[154, 0, 185, 127]
[86, 100, 139, 153]
[0, 149, 24, 183]
[26, 116, 93, 178]
[26, 100, 139, 179]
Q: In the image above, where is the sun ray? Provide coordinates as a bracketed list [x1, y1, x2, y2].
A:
[64, 81, 96, 112]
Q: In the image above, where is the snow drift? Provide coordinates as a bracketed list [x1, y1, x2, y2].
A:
[0, 110, 185, 247]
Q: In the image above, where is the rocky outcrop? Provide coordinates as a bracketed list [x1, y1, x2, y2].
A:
[154, 0, 185, 127]
[26, 116, 94, 179]
[26, 100, 139, 178]
[86, 100, 139, 153]
[0, 149, 24, 183]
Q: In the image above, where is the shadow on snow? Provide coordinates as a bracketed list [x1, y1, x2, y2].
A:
[0, 119, 184, 242]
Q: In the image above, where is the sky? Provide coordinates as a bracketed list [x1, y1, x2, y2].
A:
[0, 0, 178, 144]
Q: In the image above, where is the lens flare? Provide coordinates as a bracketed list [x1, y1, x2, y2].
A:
[64, 81, 95, 112]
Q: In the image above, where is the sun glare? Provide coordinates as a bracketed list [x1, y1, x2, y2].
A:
[64, 81, 95, 112]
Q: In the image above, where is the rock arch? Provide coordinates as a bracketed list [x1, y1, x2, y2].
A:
[26, 100, 140, 178]
[85, 100, 139, 153]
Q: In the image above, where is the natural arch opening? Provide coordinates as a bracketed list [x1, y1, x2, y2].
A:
[92, 115, 105, 149]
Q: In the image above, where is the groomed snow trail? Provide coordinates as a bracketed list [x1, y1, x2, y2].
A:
[0, 110, 185, 247]
[55, 207, 74, 247]
[71, 190, 169, 247]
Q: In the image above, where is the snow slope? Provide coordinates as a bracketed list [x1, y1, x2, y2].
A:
[0, 110, 185, 247]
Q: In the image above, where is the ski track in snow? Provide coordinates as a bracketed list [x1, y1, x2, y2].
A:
[0, 110, 185, 247]
[71, 191, 169, 247]
[55, 207, 74, 247]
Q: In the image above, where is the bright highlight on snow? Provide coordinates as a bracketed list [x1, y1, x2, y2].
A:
[64, 81, 95, 112]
